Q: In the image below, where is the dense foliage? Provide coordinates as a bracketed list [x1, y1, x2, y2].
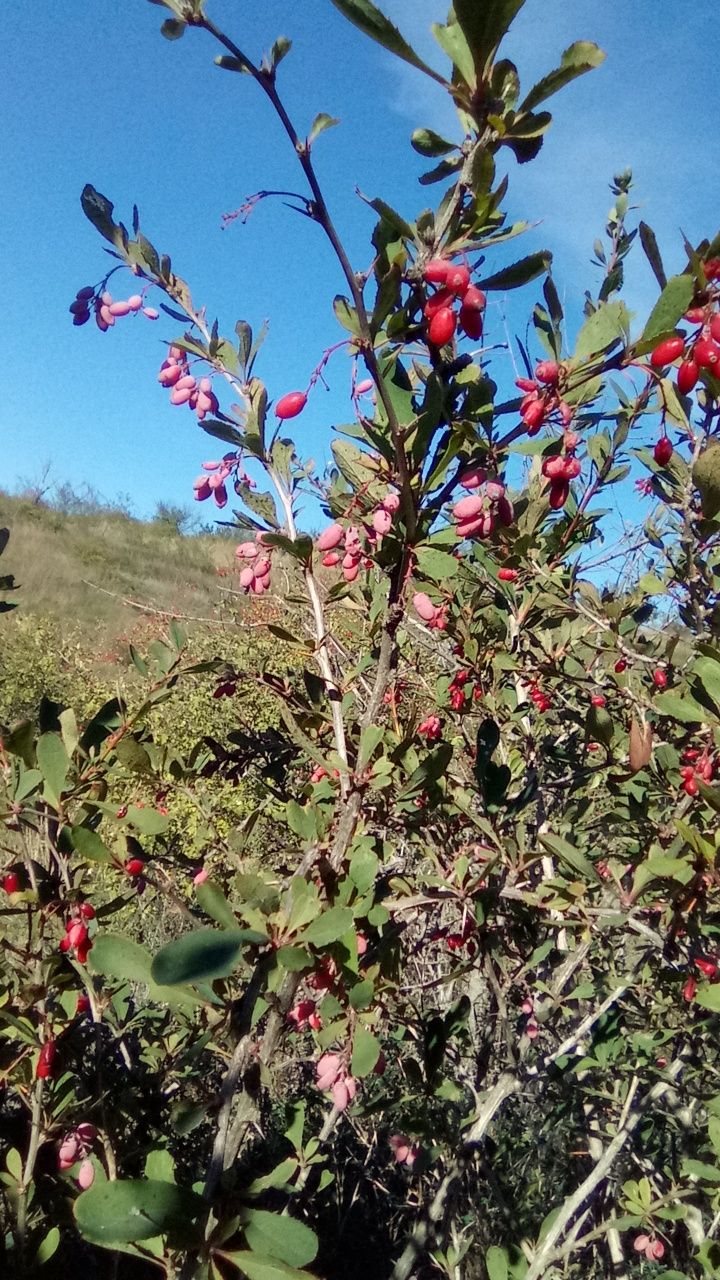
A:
[3, 2, 720, 1278]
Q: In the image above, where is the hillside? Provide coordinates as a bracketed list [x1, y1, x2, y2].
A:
[0, 492, 236, 640]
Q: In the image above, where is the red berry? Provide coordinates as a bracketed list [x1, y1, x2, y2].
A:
[2, 872, 20, 894]
[275, 391, 307, 420]
[124, 858, 145, 877]
[521, 399, 546, 433]
[76, 994, 91, 1015]
[423, 258, 449, 285]
[424, 288, 453, 318]
[445, 264, 470, 296]
[685, 307, 706, 324]
[677, 359, 699, 394]
[694, 338, 720, 370]
[695, 957, 718, 980]
[79, 903, 95, 920]
[683, 776, 699, 796]
[704, 259, 720, 282]
[591, 695, 606, 707]
[614, 659, 627, 673]
[652, 668, 668, 689]
[428, 307, 457, 347]
[36, 1041, 56, 1080]
[653, 435, 673, 466]
[498, 567, 518, 582]
[462, 285, 486, 311]
[710, 315, 720, 344]
[549, 480, 569, 510]
[459, 305, 483, 340]
[650, 336, 685, 368]
[534, 361, 560, 385]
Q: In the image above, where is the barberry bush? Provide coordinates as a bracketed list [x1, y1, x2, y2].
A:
[3, 1, 720, 1277]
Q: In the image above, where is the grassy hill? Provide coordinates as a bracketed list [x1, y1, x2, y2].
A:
[0, 491, 237, 640]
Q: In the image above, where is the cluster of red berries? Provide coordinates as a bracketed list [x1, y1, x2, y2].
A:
[58, 902, 95, 965]
[69, 285, 159, 329]
[58, 1123, 97, 1189]
[527, 680, 551, 713]
[679, 746, 714, 797]
[418, 714, 442, 741]
[453, 470, 513, 540]
[310, 764, 342, 784]
[413, 591, 448, 631]
[517, 362, 573, 436]
[421, 258, 486, 347]
[235, 536, 274, 596]
[541, 430, 582, 510]
[449, 669, 482, 711]
[650, 261, 720, 392]
[159, 346, 219, 422]
[193, 452, 254, 508]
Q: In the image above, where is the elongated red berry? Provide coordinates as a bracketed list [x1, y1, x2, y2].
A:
[549, 481, 569, 510]
[36, 1040, 56, 1080]
[428, 307, 456, 347]
[462, 285, 485, 312]
[445, 264, 471, 296]
[614, 659, 627, 673]
[498, 568, 518, 582]
[654, 435, 673, 466]
[693, 338, 720, 370]
[424, 288, 453, 319]
[652, 668, 667, 689]
[685, 308, 706, 324]
[275, 391, 307, 420]
[710, 315, 720, 343]
[534, 361, 560, 385]
[521, 399, 546, 432]
[2, 872, 20, 894]
[650, 336, 685, 368]
[677, 360, 699, 394]
[423, 259, 449, 285]
[459, 305, 483, 340]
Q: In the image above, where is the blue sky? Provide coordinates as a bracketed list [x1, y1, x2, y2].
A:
[1, 0, 716, 522]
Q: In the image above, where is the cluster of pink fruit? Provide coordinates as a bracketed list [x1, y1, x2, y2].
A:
[158, 347, 219, 422]
[57, 1123, 96, 1189]
[69, 286, 158, 329]
[679, 745, 715, 797]
[388, 1134, 422, 1168]
[650, 260, 720, 392]
[421, 257, 486, 346]
[540, 430, 582, 510]
[315, 1052, 357, 1111]
[412, 591, 448, 632]
[516, 361, 573, 436]
[58, 902, 95, 966]
[452, 469, 513, 539]
[235, 537, 274, 595]
[316, 522, 370, 583]
[633, 1235, 665, 1263]
[193, 452, 254, 510]
[288, 999, 322, 1032]
[417, 714, 442, 741]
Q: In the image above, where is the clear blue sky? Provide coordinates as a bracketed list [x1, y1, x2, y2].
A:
[1, 0, 715, 520]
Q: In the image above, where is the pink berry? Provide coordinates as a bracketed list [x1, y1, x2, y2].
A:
[108, 300, 131, 317]
[275, 391, 307, 420]
[143, 307, 159, 320]
[413, 592, 437, 622]
[127, 295, 143, 311]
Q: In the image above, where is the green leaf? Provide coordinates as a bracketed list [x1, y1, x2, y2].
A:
[351, 1026, 381, 1077]
[358, 724, 383, 770]
[333, 295, 361, 336]
[151, 928, 252, 985]
[243, 1210, 318, 1268]
[71, 825, 114, 863]
[539, 833, 601, 883]
[303, 907, 355, 947]
[125, 805, 169, 835]
[35, 1227, 60, 1266]
[74, 1179, 203, 1245]
[695, 985, 720, 1013]
[221, 1254, 316, 1280]
[682, 1159, 720, 1183]
[196, 881, 238, 930]
[286, 800, 317, 843]
[37, 733, 69, 807]
[415, 546, 460, 581]
[641, 274, 694, 343]
[410, 128, 455, 157]
[90, 935, 153, 985]
[654, 691, 710, 724]
[639, 221, 667, 290]
[453, 0, 526, 71]
[486, 1246, 509, 1280]
[479, 252, 551, 291]
[328, 0, 444, 85]
[309, 113, 340, 144]
[520, 41, 605, 112]
[573, 300, 629, 361]
[80, 184, 117, 245]
[693, 656, 720, 714]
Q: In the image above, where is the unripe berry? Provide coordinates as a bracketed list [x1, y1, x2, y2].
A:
[428, 306, 457, 346]
[423, 258, 449, 284]
[372, 507, 392, 535]
[108, 300, 131, 317]
[694, 338, 720, 369]
[276, 391, 307, 419]
[677, 359, 699, 394]
[650, 336, 685, 367]
[654, 435, 673, 466]
[652, 668, 667, 689]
